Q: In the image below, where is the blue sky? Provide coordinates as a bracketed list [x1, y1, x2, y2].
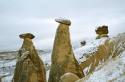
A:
[0, 0, 125, 51]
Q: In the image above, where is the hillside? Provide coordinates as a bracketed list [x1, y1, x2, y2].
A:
[76, 33, 125, 82]
[77, 51, 125, 82]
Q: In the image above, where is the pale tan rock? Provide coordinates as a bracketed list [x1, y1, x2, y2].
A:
[59, 73, 80, 82]
[55, 18, 71, 25]
[48, 18, 84, 82]
[12, 33, 46, 82]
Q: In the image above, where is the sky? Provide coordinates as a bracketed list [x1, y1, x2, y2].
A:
[0, 0, 125, 51]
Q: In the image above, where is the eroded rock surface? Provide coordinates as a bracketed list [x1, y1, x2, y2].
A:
[96, 25, 109, 39]
[12, 33, 46, 82]
[59, 73, 80, 82]
[48, 18, 84, 82]
[77, 33, 125, 82]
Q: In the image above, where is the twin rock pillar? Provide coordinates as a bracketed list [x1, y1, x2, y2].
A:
[48, 18, 84, 82]
[12, 33, 46, 82]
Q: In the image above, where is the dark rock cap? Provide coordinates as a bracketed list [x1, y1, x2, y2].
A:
[55, 17, 71, 25]
[96, 25, 108, 29]
[95, 25, 109, 35]
[19, 33, 35, 39]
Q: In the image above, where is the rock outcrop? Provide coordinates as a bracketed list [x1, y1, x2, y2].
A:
[48, 18, 84, 82]
[77, 33, 125, 81]
[0, 77, 1, 82]
[59, 73, 80, 82]
[80, 37, 114, 74]
[12, 33, 46, 82]
[95, 25, 109, 39]
[80, 41, 86, 46]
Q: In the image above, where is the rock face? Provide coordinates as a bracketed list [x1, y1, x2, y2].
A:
[79, 33, 125, 78]
[0, 77, 1, 82]
[59, 73, 80, 82]
[48, 18, 84, 82]
[80, 38, 114, 74]
[12, 33, 46, 82]
[76, 34, 125, 82]
[55, 18, 71, 26]
[95, 25, 109, 39]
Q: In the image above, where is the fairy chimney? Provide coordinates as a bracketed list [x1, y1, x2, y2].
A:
[48, 18, 84, 82]
[95, 25, 109, 39]
[12, 33, 46, 82]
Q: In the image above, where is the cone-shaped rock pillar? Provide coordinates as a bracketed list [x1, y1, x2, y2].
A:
[12, 33, 46, 82]
[48, 18, 84, 82]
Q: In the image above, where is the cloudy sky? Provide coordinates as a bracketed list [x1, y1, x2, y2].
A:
[0, 0, 125, 51]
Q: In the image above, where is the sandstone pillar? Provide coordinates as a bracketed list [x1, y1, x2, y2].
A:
[12, 33, 46, 82]
[48, 18, 84, 82]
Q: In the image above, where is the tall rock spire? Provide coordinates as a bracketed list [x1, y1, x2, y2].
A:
[48, 18, 84, 82]
[12, 33, 46, 82]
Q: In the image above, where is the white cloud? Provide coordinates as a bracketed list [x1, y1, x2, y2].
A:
[0, 0, 125, 50]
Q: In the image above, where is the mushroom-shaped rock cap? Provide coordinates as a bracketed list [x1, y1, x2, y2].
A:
[19, 33, 35, 39]
[55, 17, 71, 25]
[95, 25, 109, 35]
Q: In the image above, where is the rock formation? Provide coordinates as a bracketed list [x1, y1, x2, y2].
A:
[78, 26, 112, 74]
[76, 33, 125, 82]
[80, 41, 86, 46]
[0, 77, 1, 82]
[79, 33, 125, 76]
[95, 25, 109, 39]
[59, 73, 80, 82]
[80, 38, 114, 74]
[48, 18, 84, 82]
[12, 33, 46, 82]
